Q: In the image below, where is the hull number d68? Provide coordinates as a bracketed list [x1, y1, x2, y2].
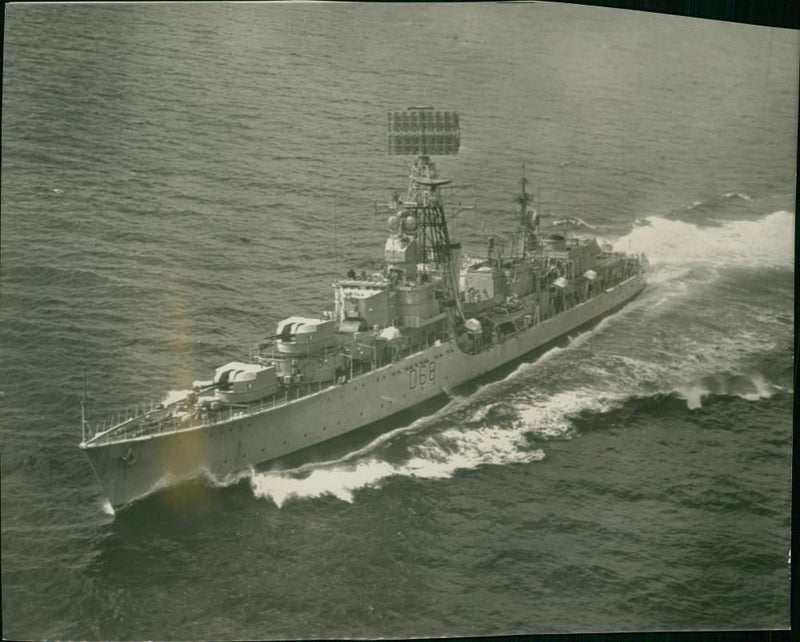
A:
[409, 361, 436, 390]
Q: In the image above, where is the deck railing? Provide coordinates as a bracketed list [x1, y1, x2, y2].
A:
[84, 377, 346, 445]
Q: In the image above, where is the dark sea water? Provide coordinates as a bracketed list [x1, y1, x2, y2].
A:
[1, 4, 796, 639]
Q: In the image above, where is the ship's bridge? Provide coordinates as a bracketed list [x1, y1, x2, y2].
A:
[333, 275, 393, 331]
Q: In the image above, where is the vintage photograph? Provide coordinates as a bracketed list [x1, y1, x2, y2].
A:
[1, 2, 795, 639]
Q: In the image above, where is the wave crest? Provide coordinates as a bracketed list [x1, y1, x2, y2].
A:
[674, 371, 778, 410]
[248, 424, 545, 508]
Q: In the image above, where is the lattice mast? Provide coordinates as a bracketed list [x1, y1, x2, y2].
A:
[387, 107, 461, 271]
[514, 162, 540, 257]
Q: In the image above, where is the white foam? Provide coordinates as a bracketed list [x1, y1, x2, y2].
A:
[202, 466, 253, 488]
[674, 383, 708, 410]
[738, 372, 775, 402]
[723, 192, 752, 201]
[249, 460, 396, 507]
[517, 388, 623, 438]
[101, 499, 115, 516]
[675, 371, 778, 410]
[413, 423, 543, 469]
[248, 422, 546, 508]
[509, 309, 784, 423]
[614, 210, 794, 270]
[562, 342, 781, 412]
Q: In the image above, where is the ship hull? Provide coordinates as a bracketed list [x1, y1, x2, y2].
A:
[82, 273, 646, 508]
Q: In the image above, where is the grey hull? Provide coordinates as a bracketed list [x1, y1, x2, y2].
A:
[82, 273, 646, 508]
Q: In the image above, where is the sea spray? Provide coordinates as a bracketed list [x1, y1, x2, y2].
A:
[614, 210, 794, 269]
[248, 425, 546, 508]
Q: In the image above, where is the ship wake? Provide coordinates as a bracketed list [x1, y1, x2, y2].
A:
[247, 425, 546, 508]
[613, 209, 793, 272]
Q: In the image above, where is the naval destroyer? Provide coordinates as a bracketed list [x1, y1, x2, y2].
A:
[80, 108, 648, 509]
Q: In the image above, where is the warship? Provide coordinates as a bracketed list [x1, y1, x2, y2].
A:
[80, 108, 648, 509]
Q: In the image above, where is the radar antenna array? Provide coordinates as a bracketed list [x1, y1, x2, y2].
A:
[387, 107, 461, 269]
[387, 107, 460, 156]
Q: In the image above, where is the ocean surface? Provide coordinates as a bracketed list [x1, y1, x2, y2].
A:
[1, 3, 796, 639]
